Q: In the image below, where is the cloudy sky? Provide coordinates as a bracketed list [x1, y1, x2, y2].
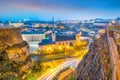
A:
[0, 0, 120, 21]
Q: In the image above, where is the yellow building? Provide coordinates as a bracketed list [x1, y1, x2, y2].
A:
[38, 32, 82, 54]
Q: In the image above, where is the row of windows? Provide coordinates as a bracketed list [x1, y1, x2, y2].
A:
[56, 41, 74, 46]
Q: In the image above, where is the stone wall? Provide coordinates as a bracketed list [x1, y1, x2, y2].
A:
[76, 31, 111, 80]
[113, 32, 120, 54]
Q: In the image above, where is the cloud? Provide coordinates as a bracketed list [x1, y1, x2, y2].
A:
[0, 0, 120, 20]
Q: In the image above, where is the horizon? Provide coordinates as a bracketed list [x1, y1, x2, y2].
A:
[0, 17, 118, 22]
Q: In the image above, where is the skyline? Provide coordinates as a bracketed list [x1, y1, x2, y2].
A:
[0, 0, 120, 21]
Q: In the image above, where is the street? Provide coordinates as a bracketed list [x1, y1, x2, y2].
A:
[37, 59, 80, 80]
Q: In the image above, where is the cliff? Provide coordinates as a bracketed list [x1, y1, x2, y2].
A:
[0, 28, 33, 80]
[76, 31, 111, 80]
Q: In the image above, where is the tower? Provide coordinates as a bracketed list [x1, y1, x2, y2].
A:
[52, 17, 55, 32]
[76, 32, 82, 41]
[52, 17, 56, 42]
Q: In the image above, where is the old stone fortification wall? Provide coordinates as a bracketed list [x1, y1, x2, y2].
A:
[76, 32, 111, 80]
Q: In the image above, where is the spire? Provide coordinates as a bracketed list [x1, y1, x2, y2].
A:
[51, 17, 56, 42]
[52, 16, 54, 22]
[52, 17, 54, 32]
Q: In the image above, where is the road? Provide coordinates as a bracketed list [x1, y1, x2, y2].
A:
[58, 68, 74, 80]
[37, 59, 80, 80]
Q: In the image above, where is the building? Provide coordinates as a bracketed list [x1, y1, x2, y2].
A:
[93, 20, 110, 27]
[107, 17, 120, 33]
[38, 32, 81, 53]
[21, 31, 45, 42]
[80, 32, 89, 40]
[9, 22, 24, 28]
[0, 23, 4, 27]
[88, 31, 96, 37]
[61, 20, 80, 24]
[38, 17, 88, 53]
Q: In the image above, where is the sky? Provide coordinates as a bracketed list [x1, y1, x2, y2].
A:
[0, 0, 120, 21]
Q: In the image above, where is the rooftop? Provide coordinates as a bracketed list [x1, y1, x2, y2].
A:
[39, 38, 55, 45]
[81, 31, 89, 37]
[56, 34, 76, 41]
[21, 31, 44, 34]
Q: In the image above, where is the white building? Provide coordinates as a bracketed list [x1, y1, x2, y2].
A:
[22, 31, 45, 42]
[9, 22, 24, 28]
[61, 20, 80, 24]
[0, 23, 4, 27]
[93, 19, 111, 27]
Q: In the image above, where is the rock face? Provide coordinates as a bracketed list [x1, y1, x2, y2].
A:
[0, 28, 33, 80]
[76, 32, 111, 80]
[117, 44, 120, 54]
